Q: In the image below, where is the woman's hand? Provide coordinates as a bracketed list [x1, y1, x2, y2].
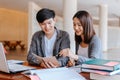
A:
[59, 48, 69, 57]
[67, 58, 75, 67]
[59, 48, 79, 60]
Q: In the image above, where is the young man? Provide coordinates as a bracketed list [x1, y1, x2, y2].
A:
[27, 8, 70, 68]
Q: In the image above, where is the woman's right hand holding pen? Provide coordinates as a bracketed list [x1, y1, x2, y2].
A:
[59, 48, 79, 67]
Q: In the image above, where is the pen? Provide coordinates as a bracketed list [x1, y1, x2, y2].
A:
[55, 54, 60, 58]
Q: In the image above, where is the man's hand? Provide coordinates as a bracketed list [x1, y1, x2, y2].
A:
[40, 61, 57, 68]
[40, 62, 48, 68]
[32, 53, 43, 64]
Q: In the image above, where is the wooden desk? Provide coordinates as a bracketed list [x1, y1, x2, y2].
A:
[80, 72, 90, 80]
[0, 72, 90, 80]
[0, 62, 90, 80]
[0, 72, 30, 80]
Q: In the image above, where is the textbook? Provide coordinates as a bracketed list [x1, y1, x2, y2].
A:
[33, 53, 60, 67]
[23, 67, 86, 80]
[90, 73, 120, 80]
[42, 57, 60, 67]
[81, 59, 120, 71]
[81, 68, 120, 76]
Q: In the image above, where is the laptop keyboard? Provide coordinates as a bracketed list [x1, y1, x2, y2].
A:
[8, 63, 35, 72]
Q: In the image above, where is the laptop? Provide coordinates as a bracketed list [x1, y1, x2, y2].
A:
[0, 42, 35, 73]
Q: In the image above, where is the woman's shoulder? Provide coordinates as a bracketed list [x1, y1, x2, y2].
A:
[90, 35, 101, 43]
[92, 35, 100, 40]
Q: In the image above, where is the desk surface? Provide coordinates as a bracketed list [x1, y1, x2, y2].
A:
[0, 72, 30, 80]
[0, 62, 90, 80]
[0, 72, 90, 80]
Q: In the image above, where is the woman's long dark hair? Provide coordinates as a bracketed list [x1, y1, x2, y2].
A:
[73, 10, 95, 44]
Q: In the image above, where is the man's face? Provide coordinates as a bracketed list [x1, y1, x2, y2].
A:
[39, 18, 56, 35]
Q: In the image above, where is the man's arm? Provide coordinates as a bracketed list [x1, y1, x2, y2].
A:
[57, 31, 70, 67]
[27, 52, 42, 66]
[27, 35, 42, 66]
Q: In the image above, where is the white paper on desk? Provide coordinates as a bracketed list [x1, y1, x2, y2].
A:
[30, 67, 86, 80]
[68, 65, 82, 73]
[7, 60, 24, 64]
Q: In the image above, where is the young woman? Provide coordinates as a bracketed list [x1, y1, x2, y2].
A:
[59, 10, 102, 65]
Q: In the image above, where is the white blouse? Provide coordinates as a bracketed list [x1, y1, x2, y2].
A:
[44, 30, 57, 57]
[77, 45, 88, 58]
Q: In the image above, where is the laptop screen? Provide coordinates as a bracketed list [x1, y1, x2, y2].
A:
[0, 42, 35, 73]
[0, 42, 10, 73]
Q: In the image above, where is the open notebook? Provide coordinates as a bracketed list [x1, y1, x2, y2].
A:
[0, 42, 35, 73]
[23, 67, 86, 80]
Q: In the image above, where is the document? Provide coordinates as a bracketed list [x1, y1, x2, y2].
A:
[42, 56, 60, 67]
[68, 65, 82, 73]
[7, 60, 24, 64]
[29, 67, 86, 80]
[33, 53, 60, 67]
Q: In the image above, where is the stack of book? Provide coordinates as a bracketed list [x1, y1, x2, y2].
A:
[90, 73, 120, 80]
[81, 59, 120, 76]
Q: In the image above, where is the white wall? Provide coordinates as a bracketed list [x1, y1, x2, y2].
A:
[94, 25, 120, 49]
[0, 7, 120, 50]
[28, 2, 64, 51]
[0, 8, 28, 45]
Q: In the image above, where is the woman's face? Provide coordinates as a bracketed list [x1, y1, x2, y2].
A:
[73, 17, 83, 36]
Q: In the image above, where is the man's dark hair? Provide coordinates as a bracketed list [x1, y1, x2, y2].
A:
[36, 8, 55, 23]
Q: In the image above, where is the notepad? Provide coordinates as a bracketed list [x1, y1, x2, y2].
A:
[27, 67, 86, 80]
